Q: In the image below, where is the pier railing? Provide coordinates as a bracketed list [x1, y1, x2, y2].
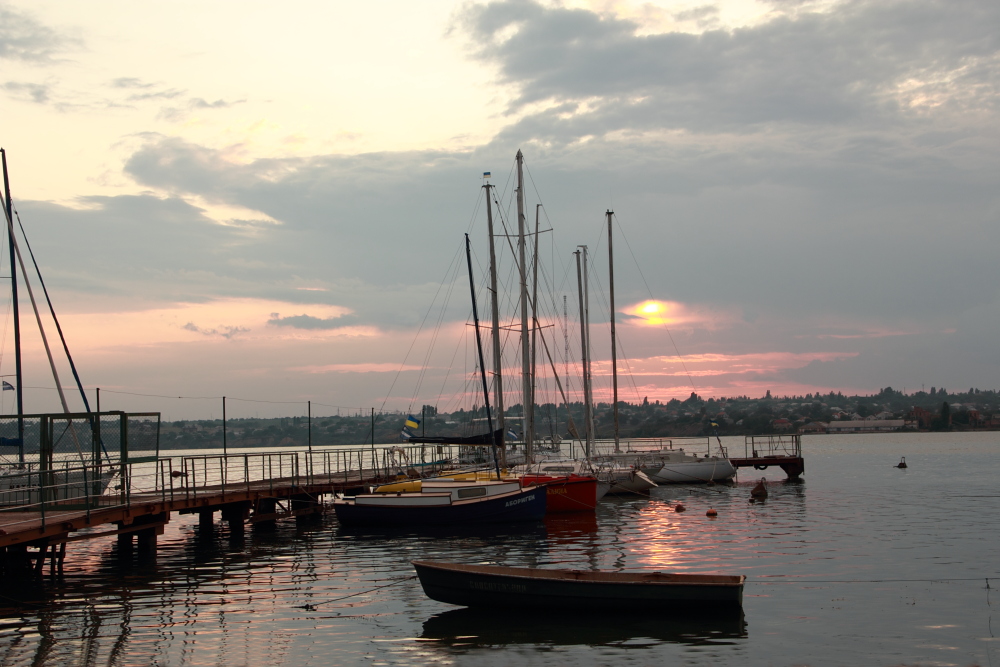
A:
[743, 434, 801, 458]
[0, 442, 485, 533]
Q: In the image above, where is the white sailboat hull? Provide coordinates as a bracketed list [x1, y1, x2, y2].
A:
[607, 469, 657, 495]
[647, 458, 736, 484]
[0, 467, 118, 506]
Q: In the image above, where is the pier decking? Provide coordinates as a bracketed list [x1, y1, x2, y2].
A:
[0, 410, 460, 575]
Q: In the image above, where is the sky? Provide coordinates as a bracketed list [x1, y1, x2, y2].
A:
[0, 0, 997, 420]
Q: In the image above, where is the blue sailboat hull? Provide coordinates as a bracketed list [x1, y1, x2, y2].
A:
[333, 487, 546, 527]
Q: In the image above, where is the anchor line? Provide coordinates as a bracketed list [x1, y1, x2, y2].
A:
[296, 575, 418, 610]
[751, 577, 995, 584]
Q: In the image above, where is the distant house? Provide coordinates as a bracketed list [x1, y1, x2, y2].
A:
[771, 418, 793, 432]
[826, 420, 905, 433]
[910, 407, 934, 429]
[800, 421, 828, 433]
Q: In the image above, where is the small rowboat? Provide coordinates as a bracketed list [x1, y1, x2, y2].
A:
[412, 560, 745, 610]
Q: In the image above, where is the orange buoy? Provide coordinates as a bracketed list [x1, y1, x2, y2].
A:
[706, 508, 718, 517]
[674, 504, 686, 512]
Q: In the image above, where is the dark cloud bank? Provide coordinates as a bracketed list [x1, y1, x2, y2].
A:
[13, 0, 1000, 394]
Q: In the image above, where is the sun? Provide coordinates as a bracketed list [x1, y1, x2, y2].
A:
[640, 301, 663, 315]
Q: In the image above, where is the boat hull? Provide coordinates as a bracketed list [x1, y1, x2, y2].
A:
[518, 475, 598, 513]
[0, 467, 117, 507]
[413, 560, 745, 610]
[607, 469, 657, 495]
[333, 486, 546, 527]
[648, 458, 736, 484]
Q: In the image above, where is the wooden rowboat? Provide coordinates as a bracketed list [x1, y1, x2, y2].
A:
[412, 560, 745, 610]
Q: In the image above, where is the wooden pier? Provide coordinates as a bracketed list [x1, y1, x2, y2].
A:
[0, 410, 458, 576]
[730, 434, 805, 479]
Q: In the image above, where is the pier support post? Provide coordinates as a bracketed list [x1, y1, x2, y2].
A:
[117, 527, 134, 558]
[292, 494, 320, 525]
[222, 502, 250, 542]
[254, 498, 278, 532]
[135, 513, 168, 562]
[199, 509, 215, 534]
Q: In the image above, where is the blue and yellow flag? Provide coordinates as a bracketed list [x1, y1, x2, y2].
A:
[404, 415, 420, 430]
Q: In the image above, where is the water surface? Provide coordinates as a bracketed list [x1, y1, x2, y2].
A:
[0, 433, 997, 666]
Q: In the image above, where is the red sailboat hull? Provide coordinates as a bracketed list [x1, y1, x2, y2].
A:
[519, 475, 598, 513]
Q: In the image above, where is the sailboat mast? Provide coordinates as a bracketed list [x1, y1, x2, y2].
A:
[465, 233, 502, 480]
[581, 245, 596, 449]
[563, 294, 570, 439]
[515, 150, 533, 462]
[575, 249, 592, 458]
[530, 203, 541, 448]
[608, 210, 620, 453]
[484, 183, 505, 463]
[1, 149, 24, 463]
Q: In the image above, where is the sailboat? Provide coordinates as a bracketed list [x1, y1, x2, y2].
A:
[0, 149, 117, 505]
[586, 210, 735, 485]
[377, 152, 605, 512]
[333, 233, 546, 526]
[565, 240, 657, 495]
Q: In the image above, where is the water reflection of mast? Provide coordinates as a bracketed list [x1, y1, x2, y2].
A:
[32, 607, 57, 665]
[106, 586, 134, 665]
[80, 602, 102, 667]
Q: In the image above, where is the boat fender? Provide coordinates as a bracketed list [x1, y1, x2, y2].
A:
[706, 508, 718, 517]
[674, 504, 686, 512]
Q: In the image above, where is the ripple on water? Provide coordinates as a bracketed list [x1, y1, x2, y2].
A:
[0, 433, 997, 666]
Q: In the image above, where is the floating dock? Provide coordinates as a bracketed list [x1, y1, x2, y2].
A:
[729, 434, 805, 479]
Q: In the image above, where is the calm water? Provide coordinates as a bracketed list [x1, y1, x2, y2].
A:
[0, 433, 997, 666]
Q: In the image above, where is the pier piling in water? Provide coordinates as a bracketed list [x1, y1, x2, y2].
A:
[0, 420, 457, 578]
[199, 509, 215, 533]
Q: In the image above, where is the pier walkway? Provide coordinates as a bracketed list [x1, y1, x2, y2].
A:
[0, 410, 461, 575]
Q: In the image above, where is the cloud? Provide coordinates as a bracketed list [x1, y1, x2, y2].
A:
[181, 322, 250, 339]
[267, 313, 359, 330]
[157, 96, 246, 121]
[2, 80, 50, 103]
[290, 362, 422, 374]
[13, 0, 1000, 409]
[111, 77, 155, 89]
[0, 5, 69, 62]
[189, 97, 243, 109]
[458, 0, 1000, 143]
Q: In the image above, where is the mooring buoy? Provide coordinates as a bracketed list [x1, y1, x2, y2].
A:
[706, 508, 718, 517]
[895, 457, 907, 469]
[674, 504, 686, 512]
